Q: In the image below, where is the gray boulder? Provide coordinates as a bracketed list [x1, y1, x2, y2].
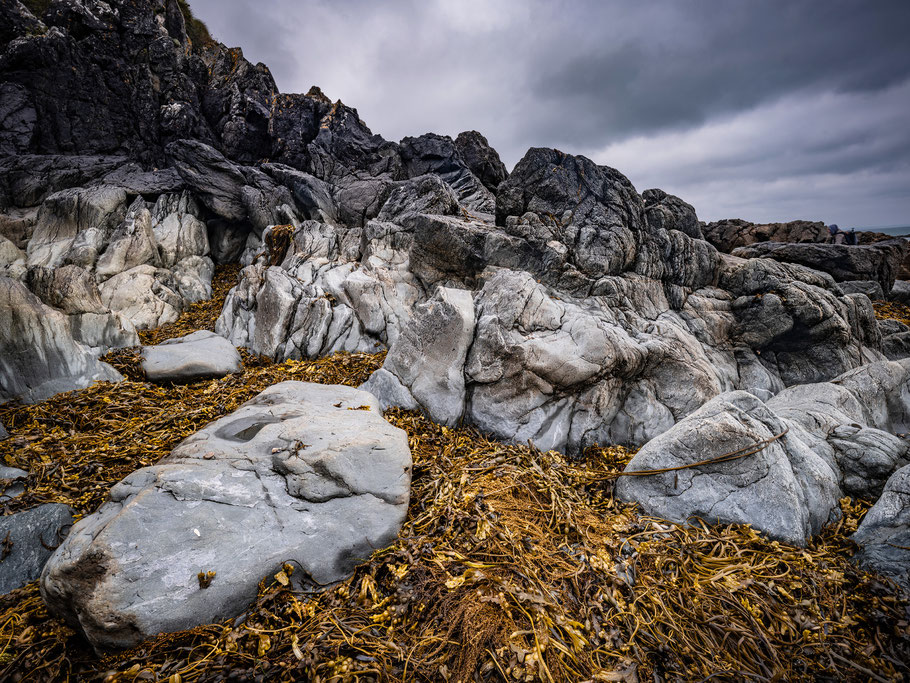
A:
[883, 332, 910, 361]
[453, 130, 508, 193]
[852, 465, 910, 591]
[615, 391, 840, 546]
[0, 277, 122, 403]
[702, 219, 828, 254]
[98, 265, 184, 330]
[41, 381, 411, 650]
[838, 279, 884, 300]
[0, 504, 73, 595]
[642, 188, 703, 240]
[889, 280, 910, 305]
[0, 465, 26, 502]
[141, 331, 242, 382]
[732, 240, 908, 294]
[0, 423, 7, 440]
[362, 287, 475, 426]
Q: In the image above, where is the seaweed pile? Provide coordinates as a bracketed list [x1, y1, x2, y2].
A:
[0, 295, 908, 681]
[873, 300, 910, 329]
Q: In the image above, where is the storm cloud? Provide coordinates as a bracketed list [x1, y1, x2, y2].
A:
[190, 0, 910, 226]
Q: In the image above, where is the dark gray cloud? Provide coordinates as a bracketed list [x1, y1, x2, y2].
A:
[190, 0, 910, 226]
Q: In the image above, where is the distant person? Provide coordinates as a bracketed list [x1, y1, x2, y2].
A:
[845, 228, 857, 246]
[827, 223, 840, 244]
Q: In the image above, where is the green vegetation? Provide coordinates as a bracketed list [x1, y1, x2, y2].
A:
[20, 0, 52, 19]
[176, 0, 214, 50]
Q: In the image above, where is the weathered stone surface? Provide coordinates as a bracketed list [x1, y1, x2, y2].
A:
[0, 155, 126, 209]
[41, 382, 411, 650]
[703, 219, 828, 253]
[883, 332, 910, 361]
[0, 423, 7, 440]
[838, 279, 884, 300]
[0, 464, 26, 502]
[642, 188, 702, 240]
[615, 391, 840, 546]
[852, 465, 910, 590]
[141, 331, 241, 382]
[889, 280, 910, 305]
[98, 265, 183, 330]
[0, 277, 122, 403]
[0, 504, 73, 595]
[732, 240, 908, 294]
[165, 140, 248, 221]
[453, 130, 508, 193]
[363, 287, 475, 426]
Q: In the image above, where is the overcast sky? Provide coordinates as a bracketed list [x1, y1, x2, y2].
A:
[191, 0, 910, 227]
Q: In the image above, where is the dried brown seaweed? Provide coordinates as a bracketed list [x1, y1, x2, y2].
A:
[0, 287, 907, 680]
[873, 300, 910, 328]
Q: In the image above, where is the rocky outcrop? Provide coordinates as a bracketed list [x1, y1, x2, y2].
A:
[0, 504, 73, 595]
[617, 359, 910, 544]
[702, 219, 828, 253]
[853, 464, 910, 591]
[732, 240, 908, 294]
[41, 381, 411, 650]
[141, 330, 241, 382]
[453, 130, 508, 193]
[642, 188, 702, 240]
[0, 277, 122, 403]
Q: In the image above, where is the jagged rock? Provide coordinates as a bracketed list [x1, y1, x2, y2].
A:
[98, 265, 183, 330]
[0, 155, 126, 208]
[852, 465, 910, 590]
[261, 163, 338, 225]
[839, 280, 884, 300]
[41, 381, 411, 650]
[166, 140, 248, 221]
[0, 81, 36, 156]
[400, 133, 494, 214]
[0, 276, 122, 403]
[26, 186, 128, 270]
[616, 391, 840, 546]
[0, 233, 25, 280]
[453, 130, 508, 193]
[0, 464, 26, 502]
[363, 287, 475, 426]
[95, 196, 160, 280]
[702, 219, 828, 253]
[171, 255, 214, 303]
[732, 240, 908, 294]
[376, 174, 460, 227]
[0, 206, 37, 250]
[141, 330, 241, 382]
[268, 91, 330, 170]
[0, 504, 73, 595]
[0, 0, 46, 50]
[884, 332, 910, 360]
[150, 192, 209, 267]
[642, 188, 702, 240]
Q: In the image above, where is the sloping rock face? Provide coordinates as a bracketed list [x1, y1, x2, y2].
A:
[732, 241, 909, 294]
[702, 219, 828, 253]
[41, 381, 412, 650]
[642, 188, 702, 240]
[616, 360, 910, 544]
[853, 465, 910, 590]
[0, 276, 122, 403]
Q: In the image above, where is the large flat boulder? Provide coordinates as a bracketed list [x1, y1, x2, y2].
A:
[41, 382, 411, 650]
[141, 331, 242, 382]
[0, 504, 73, 595]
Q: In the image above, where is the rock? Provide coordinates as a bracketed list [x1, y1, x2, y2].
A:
[166, 140, 249, 221]
[0, 504, 74, 595]
[377, 174, 460, 226]
[141, 331, 241, 382]
[362, 287, 476, 426]
[207, 219, 249, 264]
[889, 280, 910, 305]
[731, 240, 908, 294]
[883, 332, 910, 361]
[98, 265, 183, 330]
[616, 391, 840, 546]
[642, 188, 703, 240]
[150, 192, 209, 267]
[852, 465, 910, 591]
[400, 133, 494, 215]
[0, 206, 38, 250]
[0, 423, 7, 440]
[26, 186, 128, 271]
[702, 219, 828, 253]
[41, 381, 411, 650]
[453, 130, 508, 193]
[0, 81, 36, 156]
[0, 155, 126, 208]
[0, 465, 26, 502]
[839, 280, 885, 300]
[0, 276, 122, 403]
[95, 196, 160, 280]
[99, 164, 185, 195]
[0, 233, 25, 280]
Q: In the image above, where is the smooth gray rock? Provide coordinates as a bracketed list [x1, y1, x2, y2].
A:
[98, 265, 184, 330]
[0, 277, 122, 403]
[732, 240, 908, 294]
[95, 196, 160, 280]
[41, 381, 411, 650]
[0, 423, 7, 440]
[615, 391, 841, 546]
[363, 287, 475, 426]
[0, 504, 73, 595]
[0, 465, 26, 502]
[890, 280, 910, 305]
[839, 279, 885, 300]
[852, 465, 910, 590]
[141, 331, 242, 382]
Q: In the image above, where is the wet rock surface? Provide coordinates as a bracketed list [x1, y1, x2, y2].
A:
[41, 381, 411, 650]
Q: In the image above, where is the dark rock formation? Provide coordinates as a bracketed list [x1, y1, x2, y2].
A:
[703, 219, 828, 253]
[642, 188, 702, 240]
[453, 130, 508, 193]
[0, 504, 73, 595]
